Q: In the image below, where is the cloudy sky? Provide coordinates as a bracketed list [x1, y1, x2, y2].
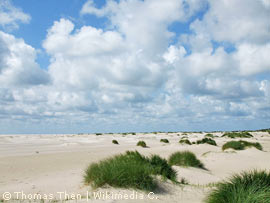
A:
[0, 0, 269, 134]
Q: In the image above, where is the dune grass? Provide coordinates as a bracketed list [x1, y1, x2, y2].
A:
[205, 133, 214, 138]
[160, 139, 169, 143]
[179, 139, 192, 145]
[112, 140, 119, 145]
[84, 151, 177, 191]
[222, 140, 263, 151]
[168, 151, 205, 169]
[137, 141, 147, 148]
[196, 138, 217, 146]
[206, 170, 270, 203]
[222, 132, 253, 138]
[95, 133, 102, 136]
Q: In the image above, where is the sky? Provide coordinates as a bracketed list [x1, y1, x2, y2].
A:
[0, 0, 269, 134]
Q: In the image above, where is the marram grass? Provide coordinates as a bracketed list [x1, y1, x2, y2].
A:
[160, 139, 169, 143]
[196, 138, 217, 146]
[179, 139, 192, 145]
[222, 140, 263, 151]
[222, 131, 253, 138]
[137, 140, 147, 148]
[168, 151, 205, 169]
[84, 151, 177, 191]
[206, 170, 270, 203]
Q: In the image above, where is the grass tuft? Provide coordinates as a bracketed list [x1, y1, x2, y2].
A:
[206, 170, 270, 203]
[84, 151, 177, 191]
[160, 139, 169, 143]
[222, 132, 253, 138]
[137, 141, 147, 148]
[168, 151, 205, 169]
[222, 140, 263, 151]
[179, 139, 192, 145]
[112, 140, 119, 145]
[196, 138, 217, 146]
[205, 133, 214, 138]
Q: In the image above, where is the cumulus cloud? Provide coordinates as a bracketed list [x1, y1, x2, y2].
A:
[0, 31, 50, 87]
[0, 0, 269, 132]
[191, 0, 270, 44]
[0, 0, 30, 30]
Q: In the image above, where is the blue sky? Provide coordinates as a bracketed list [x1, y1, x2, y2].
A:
[0, 0, 269, 134]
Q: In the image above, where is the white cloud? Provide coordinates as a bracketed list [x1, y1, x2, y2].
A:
[0, 31, 50, 87]
[191, 0, 270, 44]
[1, 0, 270, 132]
[0, 0, 30, 30]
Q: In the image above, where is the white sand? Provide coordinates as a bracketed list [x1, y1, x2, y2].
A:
[0, 131, 270, 202]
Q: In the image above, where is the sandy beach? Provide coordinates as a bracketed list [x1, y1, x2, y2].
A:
[1, 131, 270, 202]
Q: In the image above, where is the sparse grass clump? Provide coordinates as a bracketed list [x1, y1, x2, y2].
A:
[84, 151, 176, 191]
[137, 141, 147, 148]
[206, 170, 270, 203]
[222, 132, 253, 138]
[168, 151, 204, 169]
[222, 140, 263, 151]
[160, 139, 169, 143]
[96, 133, 102, 136]
[196, 138, 217, 146]
[179, 139, 192, 145]
[205, 133, 214, 138]
[112, 140, 119, 145]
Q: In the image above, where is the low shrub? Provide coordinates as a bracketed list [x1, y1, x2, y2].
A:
[179, 139, 192, 145]
[96, 133, 102, 136]
[206, 170, 270, 203]
[84, 151, 177, 191]
[160, 139, 169, 143]
[137, 141, 147, 148]
[112, 140, 119, 145]
[222, 132, 253, 138]
[222, 140, 263, 151]
[196, 138, 217, 146]
[205, 133, 214, 138]
[168, 151, 204, 169]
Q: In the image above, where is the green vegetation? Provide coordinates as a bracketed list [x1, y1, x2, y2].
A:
[160, 139, 169, 143]
[205, 133, 214, 138]
[112, 140, 119, 145]
[206, 170, 270, 203]
[196, 138, 217, 146]
[95, 133, 102, 136]
[84, 151, 177, 191]
[131, 132, 136, 135]
[222, 132, 253, 138]
[137, 141, 147, 148]
[222, 140, 263, 151]
[179, 139, 192, 145]
[168, 151, 204, 169]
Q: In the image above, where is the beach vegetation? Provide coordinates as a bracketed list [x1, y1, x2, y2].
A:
[222, 140, 263, 151]
[206, 170, 270, 203]
[84, 151, 177, 191]
[196, 138, 217, 146]
[222, 132, 253, 138]
[137, 141, 147, 148]
[168, 151, 205, 169]
[179, 139, 192, 145]
[160, 139, 169, 143]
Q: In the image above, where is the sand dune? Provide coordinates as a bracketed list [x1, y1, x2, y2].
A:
[0, 131, 270, 202]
